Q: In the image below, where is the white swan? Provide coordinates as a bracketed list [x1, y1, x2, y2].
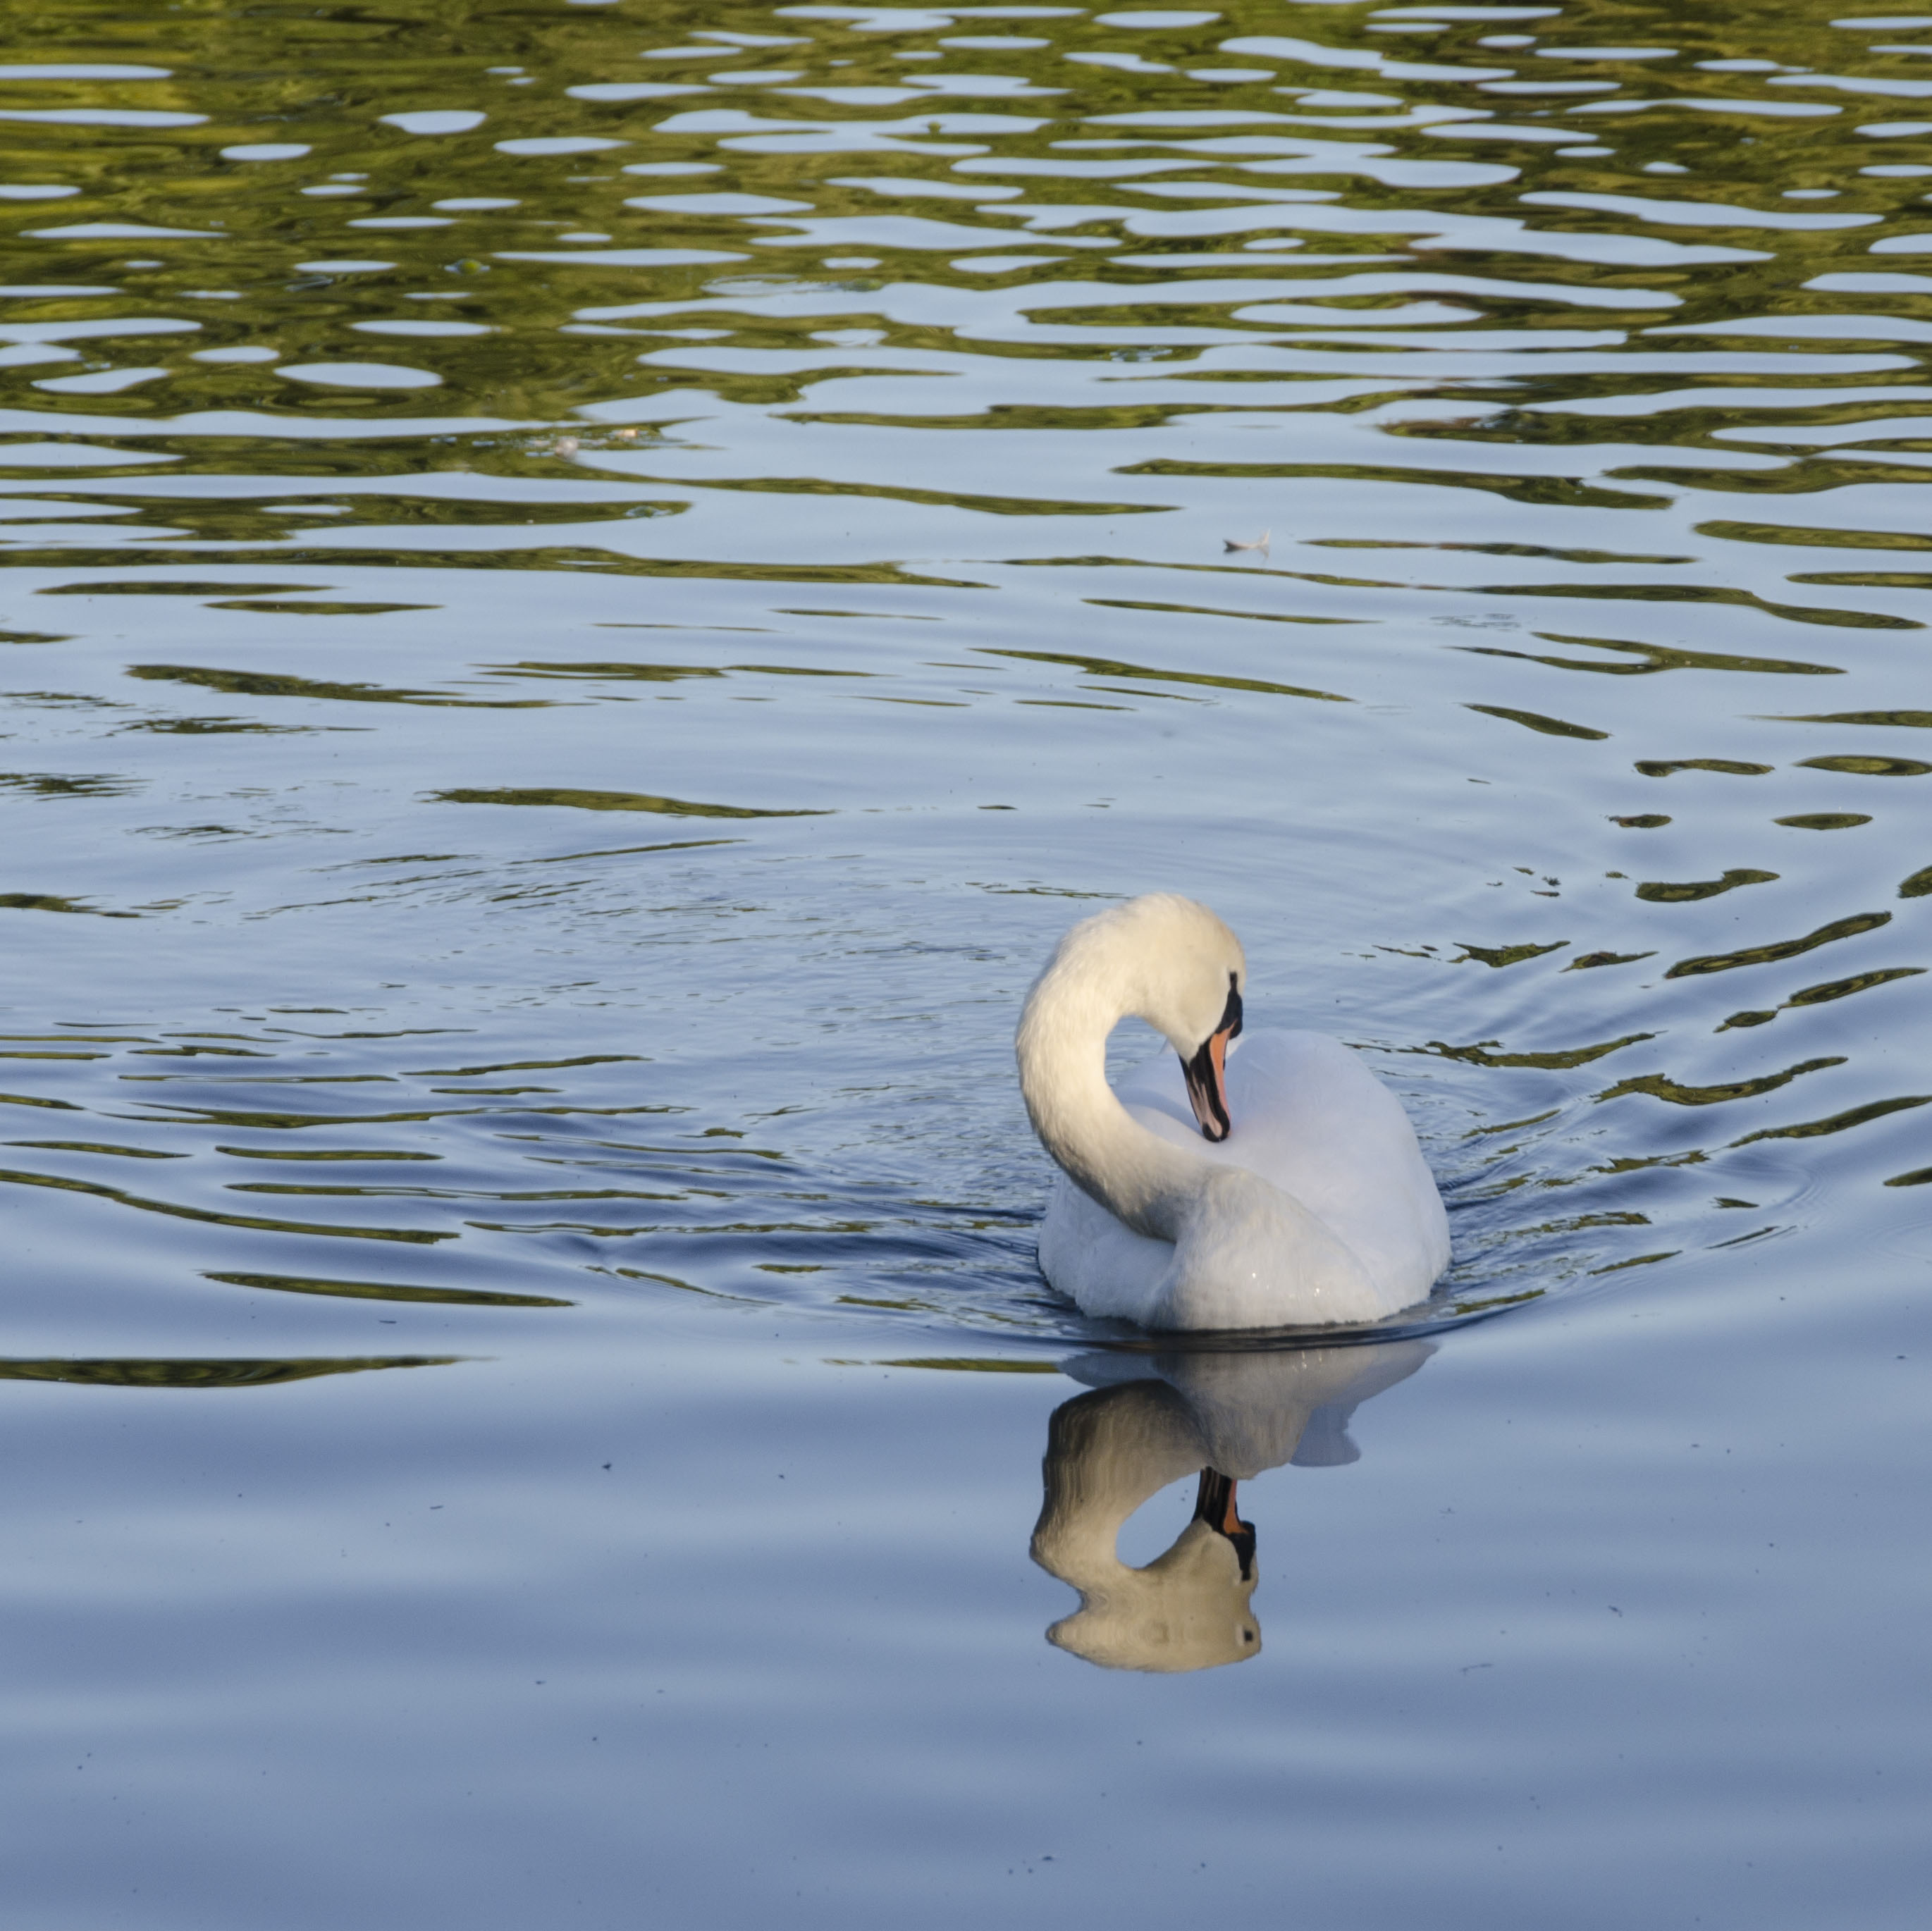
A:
[1016, 894, 1451, 1329]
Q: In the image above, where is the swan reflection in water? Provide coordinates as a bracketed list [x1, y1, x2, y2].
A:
[1030, 1340, 1432, 1673]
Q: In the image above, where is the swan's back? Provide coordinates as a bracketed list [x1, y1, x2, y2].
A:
[1112, 1029, 1449, 1309]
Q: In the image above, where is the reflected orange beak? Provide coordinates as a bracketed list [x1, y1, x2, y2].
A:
[1194, 1468, 1255, 1579]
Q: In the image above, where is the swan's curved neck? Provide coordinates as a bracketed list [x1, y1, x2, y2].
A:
[1030, 1383, 1207, 1585]
[1016, 945, 1208, 1242]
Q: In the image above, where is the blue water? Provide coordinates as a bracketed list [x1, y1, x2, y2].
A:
[2, 3, 1930, 1923]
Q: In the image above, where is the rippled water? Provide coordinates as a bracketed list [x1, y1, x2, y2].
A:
[4, 3, 1931, 1923]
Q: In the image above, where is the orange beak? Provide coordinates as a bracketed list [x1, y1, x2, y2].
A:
[1180, 980, 1243, 1142]
[1182, 1025, 1235, 1141]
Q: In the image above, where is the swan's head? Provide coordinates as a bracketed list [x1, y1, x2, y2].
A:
[1025, 894, 1245, 1141]
[1045, 1517, 1262, 1673]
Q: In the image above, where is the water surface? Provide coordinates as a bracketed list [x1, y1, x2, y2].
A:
[3, 3, 1930, 1924]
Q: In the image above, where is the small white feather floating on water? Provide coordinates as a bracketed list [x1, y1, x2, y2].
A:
[1222, 529, 1269, 553]
[1016, 894, 1450, 1331]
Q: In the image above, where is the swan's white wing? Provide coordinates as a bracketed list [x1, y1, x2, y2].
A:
[1113, 1030, 1448, 1305]
[1217, 1032, 1448, 1300]
[1112, 1047, 1195, 1130]
[1038, 1171, 1174, 1325]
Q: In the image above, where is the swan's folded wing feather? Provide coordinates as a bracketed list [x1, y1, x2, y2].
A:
[1112, 1050, 1194, 1132]
[1049, 1032, 1446, 1327]
[1038, 1171, 1174, 1325]
[1219, 1032, 1448, 1297]
[1128, 1031, 1449, 1307]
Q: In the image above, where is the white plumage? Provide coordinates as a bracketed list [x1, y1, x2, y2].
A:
[1017, 895, 1450, 1330]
